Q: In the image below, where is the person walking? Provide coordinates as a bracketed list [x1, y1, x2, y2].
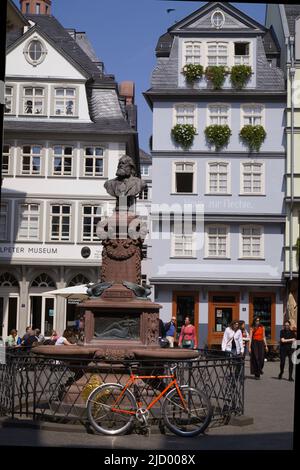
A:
[239, 320, 250, 356]
[278, 320, 296, 381]
[222, 320, 244, 356]
[178, 316, 197, 349]
[165, 316, 176, 348]
[249, 317, 268, 380]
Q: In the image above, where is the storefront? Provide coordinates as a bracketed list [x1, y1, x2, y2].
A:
[158, 285, 282, 348]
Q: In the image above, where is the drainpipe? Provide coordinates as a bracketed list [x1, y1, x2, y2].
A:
[288, 36, 295, 281]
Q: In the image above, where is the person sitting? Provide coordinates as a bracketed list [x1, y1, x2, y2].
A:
[5, 329, 20, 348]
[55, 329, 75, 346]
[35, 329, 45, 344]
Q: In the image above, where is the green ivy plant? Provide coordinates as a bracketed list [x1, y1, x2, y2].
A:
[239, 125, 266, 151]
[204, 124, 232, 150]
[230, 65, 252, 89]
[205, 66, 229, 89]
[171, 124, 197, 148]
[182, 64, 204, 82]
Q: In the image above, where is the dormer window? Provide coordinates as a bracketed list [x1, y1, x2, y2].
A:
[234, 42, 250, 65]
[184, 41, 201, 65]
[207, 42, 228, 66]
[211, 10, 225, 29]
[23, 87, 45, 115]
[54, 88, 76, 116]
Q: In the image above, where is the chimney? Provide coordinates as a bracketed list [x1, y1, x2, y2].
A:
[20, 0, 52, 15]
[119, 81, 135, 105]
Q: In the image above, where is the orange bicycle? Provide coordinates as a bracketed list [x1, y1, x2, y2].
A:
[86, 363, 212, 437]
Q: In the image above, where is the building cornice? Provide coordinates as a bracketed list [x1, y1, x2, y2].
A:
[151, 151, 285, 158]
[150, 277, 285, 287]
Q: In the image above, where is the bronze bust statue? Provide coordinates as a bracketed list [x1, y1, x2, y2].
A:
[104, 155, 146, 207]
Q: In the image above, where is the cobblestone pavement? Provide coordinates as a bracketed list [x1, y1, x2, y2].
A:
[0, 361, 295, 450]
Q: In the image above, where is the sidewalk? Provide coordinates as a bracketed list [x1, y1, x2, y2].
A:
[0, 361, 295, 450]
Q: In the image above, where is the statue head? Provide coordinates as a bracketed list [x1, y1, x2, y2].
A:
[116, 155, 137, 178]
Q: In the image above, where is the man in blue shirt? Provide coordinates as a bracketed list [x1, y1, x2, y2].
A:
[165, 317, 177, 348]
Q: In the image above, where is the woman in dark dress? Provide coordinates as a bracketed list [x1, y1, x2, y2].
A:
[249, 317, 268, 380]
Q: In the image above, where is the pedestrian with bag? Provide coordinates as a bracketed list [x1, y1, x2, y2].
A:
[249, 317, 268, 380]
[178, 316, 197, 349]
[222, 320, 244, 356]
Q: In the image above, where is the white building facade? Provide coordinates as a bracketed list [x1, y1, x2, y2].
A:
[0, 3, 139, 339]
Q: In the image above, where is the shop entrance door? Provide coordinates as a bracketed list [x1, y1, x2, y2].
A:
[208, 292, 240, 347]
[172, 291, 199, 345]
[0, 297, 19, 339]
[30, 296, 55, 337]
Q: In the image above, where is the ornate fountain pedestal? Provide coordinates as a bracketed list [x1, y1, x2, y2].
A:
[77, 210, 162, 358]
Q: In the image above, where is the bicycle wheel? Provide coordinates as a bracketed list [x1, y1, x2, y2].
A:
[162, 385, 212, 437]
[86, 383, 137, 436]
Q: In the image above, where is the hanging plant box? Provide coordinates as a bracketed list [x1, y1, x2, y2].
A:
[239, 125, 266, 151]
[230, 65, 252, 89]
[204, 124, 232, 150]
[205, 66, 230, 90]
[171, 124, 197, 148]
[182, 64, 204, 82]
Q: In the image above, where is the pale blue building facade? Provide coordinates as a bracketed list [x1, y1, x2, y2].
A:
[144, 2, 286, 348]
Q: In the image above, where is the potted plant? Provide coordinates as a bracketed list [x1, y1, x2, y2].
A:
[171, 124, 197, 148]
[239, 125, 266, 151]
[182, 64, 204, 82]
[230, 65, 252, 89]
[204, 124, 232, 150]
[205, 66, 229, 90]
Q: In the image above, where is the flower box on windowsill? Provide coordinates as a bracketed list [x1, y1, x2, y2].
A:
[204, 124, 232, 150]
[182, 64, 204, 83]
[239, 125, 266, 152]
[171, 124, 197, 149]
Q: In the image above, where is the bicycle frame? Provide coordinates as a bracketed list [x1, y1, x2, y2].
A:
[111, 372, 188, 415]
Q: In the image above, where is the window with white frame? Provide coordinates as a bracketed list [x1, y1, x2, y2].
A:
[0, 203, 8, 241]
[2, 145, 10, 175]
[208, 104, 229, 125]
[207, 42, 228, 66]
[207, 162, 230, 194]
[50, 205, 71, 241]
[17, 203, 40, 241]
[175, 104, 195, 125]
[234, 42, 250, 65]
[24, 39, 47, 65]
[21, 145, 41, 175]
[84, 147, 104, 176]
[206, 225, 229, 258]
[211, 10, 225, 29]
[242, 105, 263, 126]
[81, 205, 102, 242]
[53, 146, 73, 176]
[184, 41, 201, 65]
[4, 86, 13, 114]
[240, 225, 263, 258]
[140, 164, 150, 176]
[54, 88, 76, 116]
[23, 87, 45, 115]
[139, 187, 149, 200]
[174, 162, 195, 193]
[172, 232, 195, 257]
[241, 161, 265, 194]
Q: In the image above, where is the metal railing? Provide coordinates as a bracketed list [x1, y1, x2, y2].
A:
[0, 348, 244, 429]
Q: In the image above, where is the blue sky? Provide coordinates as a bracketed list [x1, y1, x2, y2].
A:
[13, 1, 266, 153]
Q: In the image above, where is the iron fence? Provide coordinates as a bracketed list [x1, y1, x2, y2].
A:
[0, 348, 244, 431]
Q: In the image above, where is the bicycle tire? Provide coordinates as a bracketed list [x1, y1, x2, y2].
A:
[86, 383, 137, 436]
[162, 385, 212, 437]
